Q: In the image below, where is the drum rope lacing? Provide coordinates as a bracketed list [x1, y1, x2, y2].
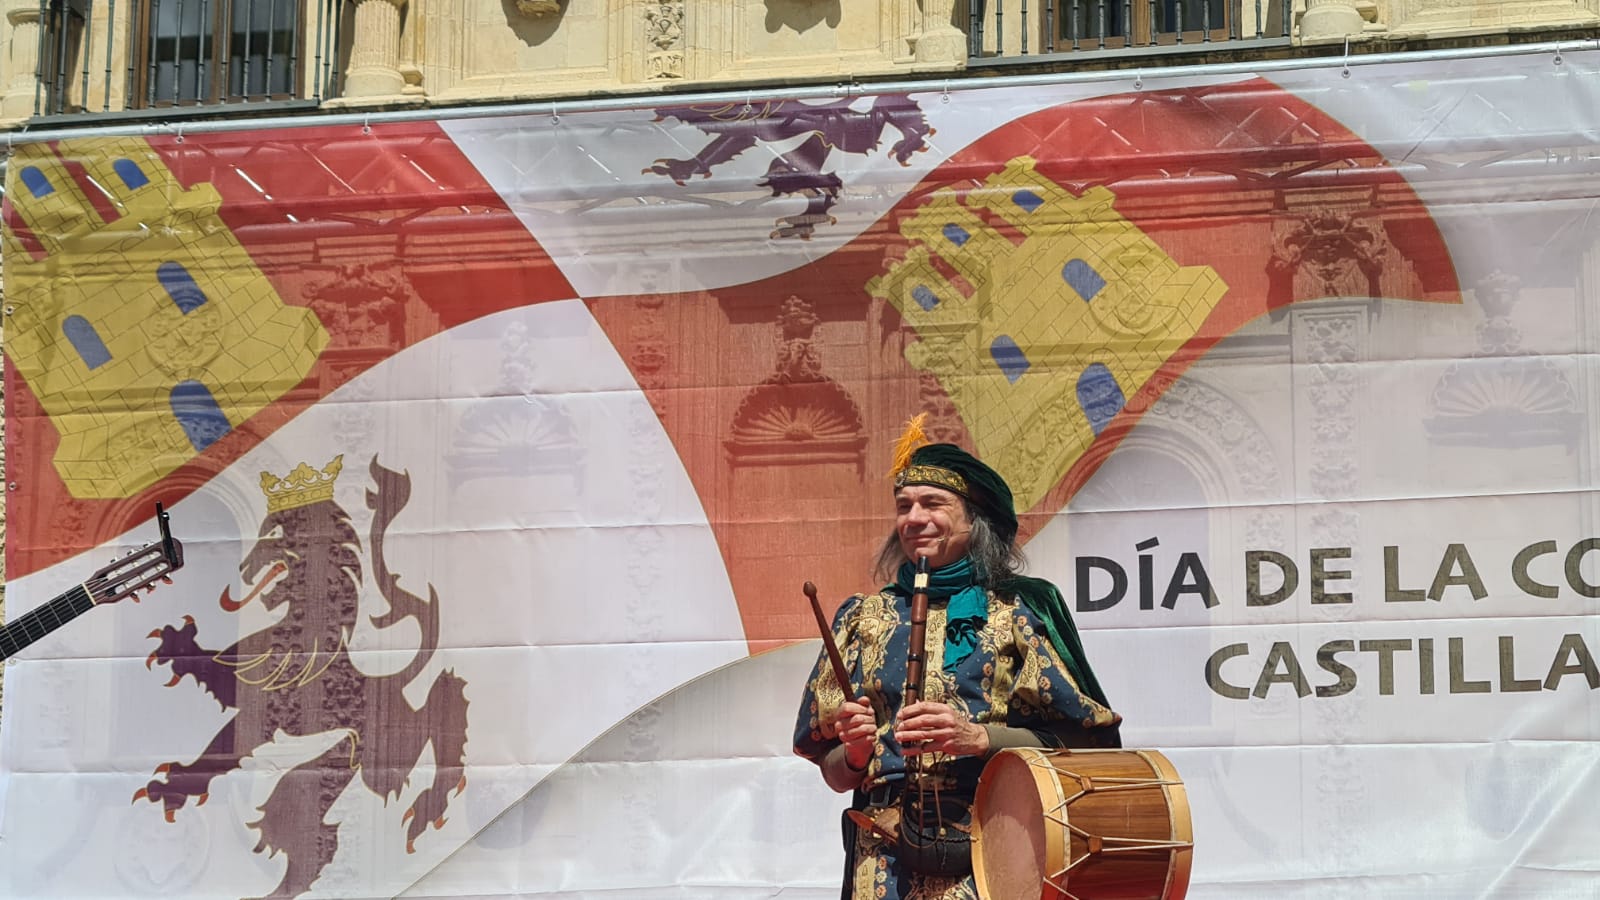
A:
[1028, 760, 1195, 894]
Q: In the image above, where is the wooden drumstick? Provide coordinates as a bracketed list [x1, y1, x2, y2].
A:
[804, 581, 856, 698]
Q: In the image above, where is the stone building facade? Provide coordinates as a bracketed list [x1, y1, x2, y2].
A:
[2, 1, 1598, 125]
[0, 0, 1595, 695]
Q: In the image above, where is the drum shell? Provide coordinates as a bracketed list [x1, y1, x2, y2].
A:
[972, 747, 1192, 900]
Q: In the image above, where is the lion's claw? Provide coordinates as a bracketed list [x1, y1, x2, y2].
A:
[135, 762, 209, 822]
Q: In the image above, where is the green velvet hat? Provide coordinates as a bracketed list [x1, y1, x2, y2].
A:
[889, 414, 1019, 543]
[893, 442, 1019, 544]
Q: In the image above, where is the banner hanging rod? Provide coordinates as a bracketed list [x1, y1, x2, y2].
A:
[3, 38, 1597, 147]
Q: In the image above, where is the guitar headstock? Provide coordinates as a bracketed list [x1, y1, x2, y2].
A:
[87, 503, 186, 606]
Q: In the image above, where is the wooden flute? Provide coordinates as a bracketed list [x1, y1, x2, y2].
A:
[902, 555, 931, 707]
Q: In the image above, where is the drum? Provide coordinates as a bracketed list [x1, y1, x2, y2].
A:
[972, 748, 1193, 900]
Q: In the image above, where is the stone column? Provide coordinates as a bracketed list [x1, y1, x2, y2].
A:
[913, 0, 967, 67]
[1299, 0, 1366, 40]
[342, 0, 409, 99]
[2, 1, 44, 121]
[1289, 300, 1369, 890]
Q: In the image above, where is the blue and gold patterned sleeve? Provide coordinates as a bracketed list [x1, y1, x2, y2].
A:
[1005, 599, 1122, 746]
[793, 594, 863, 764]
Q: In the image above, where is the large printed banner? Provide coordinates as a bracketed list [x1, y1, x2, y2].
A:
[2, 49, 1599, 898]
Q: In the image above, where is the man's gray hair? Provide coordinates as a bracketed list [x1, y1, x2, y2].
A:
[873, 497, 1026, 588]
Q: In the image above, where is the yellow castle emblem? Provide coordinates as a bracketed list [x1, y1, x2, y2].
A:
[2, 137, 327, 499]
[869, 156, 1227, 511]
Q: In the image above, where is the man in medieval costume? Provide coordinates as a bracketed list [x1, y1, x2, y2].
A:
[794, 419, 1122, 899]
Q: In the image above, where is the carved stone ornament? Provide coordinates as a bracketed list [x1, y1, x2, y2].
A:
[1267, 211, 1387, 304]
[514, 0, 561, 16]
[644, 2, 685, 80]
[644, 2, 683, 51]
[1423, 271, 1578, 449]
[445, 319, 582, 488]
[725, 296, 866, 468]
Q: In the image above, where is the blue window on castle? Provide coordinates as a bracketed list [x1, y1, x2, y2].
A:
[63, 316, 113, 370]
[1062, 259, 1107, 302]
[912, 285, 941, 311]
[1012, 189, 1043, 213]
[1077, 363, 1126, 435]
[171, 381, 231, 451]
[157, 262, 208, 314]
[991, 335, 1030, 384]
[21, 167, 54, 198]
[113, 159, 150, 190]
[942, 223, 970, 246]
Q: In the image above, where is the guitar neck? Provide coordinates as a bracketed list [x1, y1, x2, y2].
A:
[0, 584, 97, 662]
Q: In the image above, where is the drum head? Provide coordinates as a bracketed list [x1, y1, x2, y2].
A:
[973, 748, 1055, 900]
[974, 748, 1194, 900]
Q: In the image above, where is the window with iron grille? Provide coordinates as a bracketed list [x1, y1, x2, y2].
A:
[129, 0, 303, 107]
[1058, 0, 1233, 47]
[970, 0, 1273, 56]
[38, 0, 90, 115]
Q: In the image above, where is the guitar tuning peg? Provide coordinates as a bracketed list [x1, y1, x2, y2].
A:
[161, 577, 173, 585]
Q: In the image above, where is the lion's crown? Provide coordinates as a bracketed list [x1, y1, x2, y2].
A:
[260, 455, 344, 512]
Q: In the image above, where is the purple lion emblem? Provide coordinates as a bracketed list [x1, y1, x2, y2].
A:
[643, 95, 935, 239]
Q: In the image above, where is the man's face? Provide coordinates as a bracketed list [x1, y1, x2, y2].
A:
[895, 484, 973, 569]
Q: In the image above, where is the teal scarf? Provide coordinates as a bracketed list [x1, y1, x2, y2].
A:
[891, 557, 989, 673]
[890, 559, 1114, 708]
